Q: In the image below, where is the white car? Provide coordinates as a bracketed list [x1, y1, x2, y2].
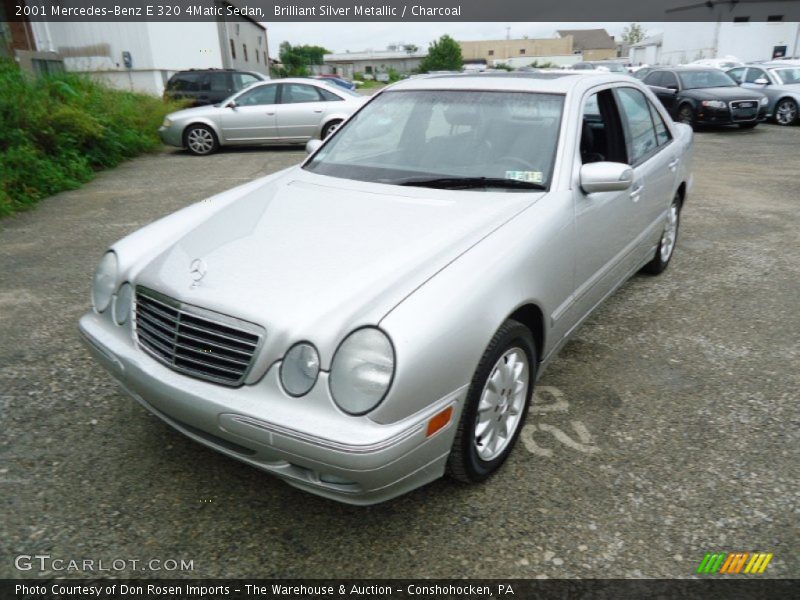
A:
[690, 57, 744, 70]
[159, 78, 366, 155]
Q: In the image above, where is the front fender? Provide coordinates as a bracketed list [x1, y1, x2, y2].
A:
[371, 192, 574, 425]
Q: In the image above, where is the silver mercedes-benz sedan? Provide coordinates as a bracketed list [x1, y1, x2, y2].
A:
[158, 78, 366, 155]
[81, 72, 693, 504]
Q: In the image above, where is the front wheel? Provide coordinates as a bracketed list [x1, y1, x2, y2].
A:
[677, 104, 696, 129]
[184, 124, 219, 156]
[447, 319, 535, 483]
[321, 120, 342, 139]
[774, 98, 798, 126]
[642, 193, 681, 275]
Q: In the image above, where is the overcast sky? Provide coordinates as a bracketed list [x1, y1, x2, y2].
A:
[265, 22, 663, 56]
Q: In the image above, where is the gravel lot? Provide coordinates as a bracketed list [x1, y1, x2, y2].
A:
[1, 124, 798, 579]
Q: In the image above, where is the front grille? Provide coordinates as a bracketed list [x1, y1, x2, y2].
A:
[134, 287, 264, 387]
[730, 100, 758, 121]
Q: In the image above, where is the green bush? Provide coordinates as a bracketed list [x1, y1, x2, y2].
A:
[0, 60, 184, 217]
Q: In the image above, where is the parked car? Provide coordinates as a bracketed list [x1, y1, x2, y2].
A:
[164, 69, 268, 107]
[572, 61, 629, 74]
[632, 66, 655, 80]
[690, 58, 743, 70]
[727, 63, 800, 125]
[309, 74, 357, 91]
[81, 73, 693, 504]
[643, 67, 768, 129]
[159, 78, 366, 155]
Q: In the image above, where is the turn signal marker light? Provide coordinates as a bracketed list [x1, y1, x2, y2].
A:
[426, 406, 453, 437]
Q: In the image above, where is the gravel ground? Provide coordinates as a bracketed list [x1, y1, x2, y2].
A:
[1, 124, 798, 579]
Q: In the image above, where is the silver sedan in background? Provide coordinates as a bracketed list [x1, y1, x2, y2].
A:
[159, 78, 366, 155]
[82, 73, 693, 504]
[727, 62, 800, 125]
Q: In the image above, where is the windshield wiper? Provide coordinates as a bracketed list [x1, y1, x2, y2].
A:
[397, 176, 546, 190]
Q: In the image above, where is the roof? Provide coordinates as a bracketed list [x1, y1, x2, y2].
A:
[324, 50, 428, 62]
[385, 71, 625, 94]
[556, 29, 616, 51]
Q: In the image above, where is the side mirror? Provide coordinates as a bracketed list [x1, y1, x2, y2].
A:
[305, 139, 323, 155]
[666, 84, 678, 92]
[753, 78, 769, 85]
[580, 162, 634, 194]
[225, 100, 237, 109]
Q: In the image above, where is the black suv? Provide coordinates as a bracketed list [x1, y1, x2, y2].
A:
[164, 69, 268, 106]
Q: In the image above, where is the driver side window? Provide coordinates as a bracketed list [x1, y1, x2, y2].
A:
[580, 89, 627, 165]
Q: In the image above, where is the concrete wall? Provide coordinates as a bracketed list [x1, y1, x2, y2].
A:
[495, 54, 581, 68]
[660, 22, 800, 65]
[583, 48, 618, 60]
[630, 44, 660, 66]
[459, 37, 573, 62]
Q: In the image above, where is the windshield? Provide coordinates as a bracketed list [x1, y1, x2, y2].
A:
[304, 90, 564, 190]
[772, 67, 800, 85]
[678, 70, 737, 89]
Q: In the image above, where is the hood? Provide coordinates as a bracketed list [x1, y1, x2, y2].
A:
[168, 104, 222, 120]
[685, 86, 764, 101]
[135, 169, 539, 367]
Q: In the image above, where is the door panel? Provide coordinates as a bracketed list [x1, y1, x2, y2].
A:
[570, 89, 642, 329]
[220, 84, 278, 141]
[275, 83, 327, 140]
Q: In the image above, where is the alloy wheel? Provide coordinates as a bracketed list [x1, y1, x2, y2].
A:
[187, 128, 215, 154]
[775, 100, 797, 126]
[473, 347, 529, 461]
[660, 202, 679, 263]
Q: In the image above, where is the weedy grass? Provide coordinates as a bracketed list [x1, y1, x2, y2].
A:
[0, 60, 185, 217]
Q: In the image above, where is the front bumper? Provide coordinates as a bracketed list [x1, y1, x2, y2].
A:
[79, 311, 464, 505]
[695, 103, 768, 125]
[158, 125, 183, 148]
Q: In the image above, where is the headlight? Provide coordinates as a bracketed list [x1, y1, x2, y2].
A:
[112, 282, 133, 325]
[701, 100, 727, 109]
[91, 252, 118, 313]
[760, 96, 769, 106]
[280, 343, 320, 397]
[162, 117, 173, 127]
[330, 328, 395, 415]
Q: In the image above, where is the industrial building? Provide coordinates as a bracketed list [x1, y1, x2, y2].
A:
[0, 0, 269, 95]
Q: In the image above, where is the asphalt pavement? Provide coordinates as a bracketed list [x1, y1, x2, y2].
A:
[1, 124, 798, 579]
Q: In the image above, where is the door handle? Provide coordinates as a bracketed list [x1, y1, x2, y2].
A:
[668, 157, 680, 171]
[630, 184, 644, 202]
[266, 112, 275, 116]
[313, 109, 323, 113]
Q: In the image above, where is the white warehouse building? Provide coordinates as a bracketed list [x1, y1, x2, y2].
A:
[658, 21, 800, 65]
[17, 1, 269, 95]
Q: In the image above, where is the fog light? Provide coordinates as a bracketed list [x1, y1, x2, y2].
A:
[319, 472, 357, 485]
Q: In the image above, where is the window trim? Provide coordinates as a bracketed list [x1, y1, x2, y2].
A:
[612, 86, 668, 168]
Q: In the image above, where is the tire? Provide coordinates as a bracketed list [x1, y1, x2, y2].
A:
[774, 98, 798, 126]
[447, 319, 536, 483]
[184, 124, 219, 156]
[677, 104, 696, 129]
[643, 192, 681, 275]
[321, 119, 342, 139]
[738, 122, 758, 129]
